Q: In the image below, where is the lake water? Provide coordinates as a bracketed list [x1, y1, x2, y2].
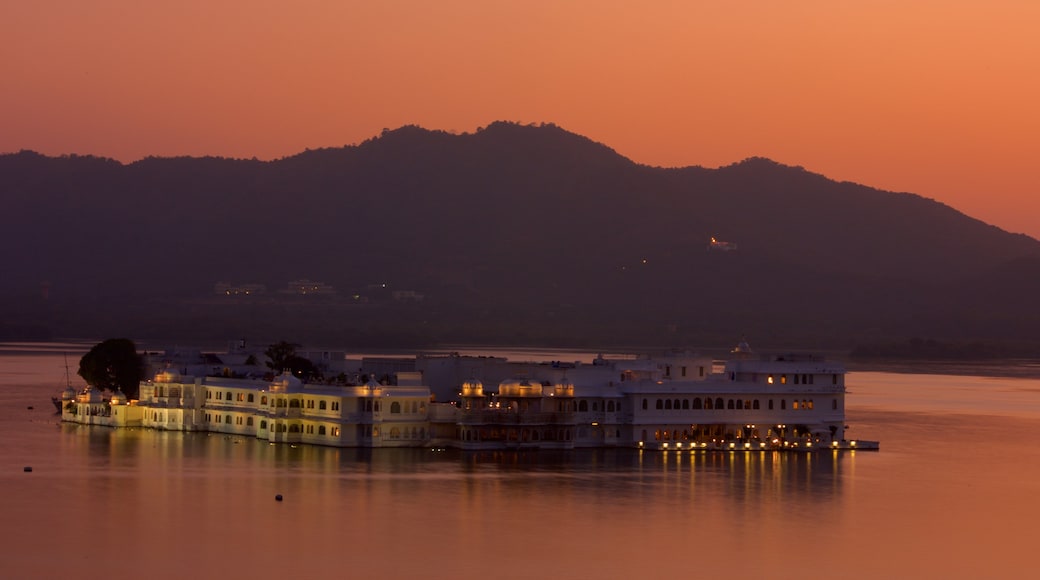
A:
[2, 345, 1040, 579]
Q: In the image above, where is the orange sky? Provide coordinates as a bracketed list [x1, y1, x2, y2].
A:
[3, 1, 1038, 238]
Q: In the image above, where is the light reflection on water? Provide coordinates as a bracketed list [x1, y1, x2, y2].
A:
[3, 350, 1040, 578]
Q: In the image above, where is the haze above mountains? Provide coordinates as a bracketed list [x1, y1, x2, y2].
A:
[4, 121, 1039, 352]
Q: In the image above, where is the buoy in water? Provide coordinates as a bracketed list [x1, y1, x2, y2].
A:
[24, 466, 32, 472]
[275, 494, 283, 501]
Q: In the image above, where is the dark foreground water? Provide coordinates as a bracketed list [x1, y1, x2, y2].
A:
[2, 346, 1040, 579]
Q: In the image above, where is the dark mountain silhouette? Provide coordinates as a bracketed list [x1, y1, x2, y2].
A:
[3, 121, 1039, 351]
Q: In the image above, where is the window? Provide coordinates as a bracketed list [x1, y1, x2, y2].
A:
[693, 397, 702, 410]
[767, 375, 774, 384]
[753, 400, 760, 410]
[833, 374, 838, 385]
[715, 398, 724, 409]
[261, 396, 268, 405]
[247, 417, 253, 426]
[307, 400, 314, 409]
[664, 399, 672, 410]
[781, 400, 786, 410]
[780, 375, 787, 384]
[578, 400, 588, 412]
[704, 398, 713, 410]
[832, 399, 838, 410]
[332, 401, 339, 411]
[768, 399, 774, 410]
[642, 399, 648, 410]
[216, 392, 222, 400]
[682, 399, 689, 410]
[260, 420, 267, 429]
[319, 426, 326, 435]
[727, 399, 735, 409]
[792, 401, 799, 410]
[225, 392, 231, 400]
[391, 401, 401, 413]
[247, 394, 254, 403]
[225, 414, 231, 424]
[656, 399, 663, 410]
[206, 391, 212, 399]
[681, 366, 687, 377]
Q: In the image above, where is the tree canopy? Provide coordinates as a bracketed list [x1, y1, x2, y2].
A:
[265, 341, 319, 381]
[78, 338, 143, 399]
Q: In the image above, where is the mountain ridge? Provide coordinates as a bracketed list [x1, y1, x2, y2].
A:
[2, 122, 1038, 348]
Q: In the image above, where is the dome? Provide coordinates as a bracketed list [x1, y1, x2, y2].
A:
[274, 371, 304, 392]
[79, 386, 104, 403]
[61, 386, 77, 400]
[110, 390, 126, 405]
[366, 376, 381, 389]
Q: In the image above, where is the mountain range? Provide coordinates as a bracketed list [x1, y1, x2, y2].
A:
[3, 121, 1039, 352]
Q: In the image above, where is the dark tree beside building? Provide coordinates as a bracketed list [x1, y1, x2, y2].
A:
[78, 338, 144, 399]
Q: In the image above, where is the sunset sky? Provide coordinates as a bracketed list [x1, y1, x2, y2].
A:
[3, 1, 1038, 238]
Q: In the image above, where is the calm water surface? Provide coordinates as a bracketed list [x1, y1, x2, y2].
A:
[2, 347, 1039, 579]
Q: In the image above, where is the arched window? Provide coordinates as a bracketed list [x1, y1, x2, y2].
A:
[753, 400, 760, 410]
[704, 398, 712, 410]
[319, 400, 327, 410]
[578, 400, 588, 412]
[225, 414, 231, 424]
[780, 375, 787, 384]
[319, 425, 326, 435]
[727, 399, 735, 409]
[607, 401, 615, 412]
[744, 400, 751, 409]
[682, 399, 689, 410]
[693, 397, 702, 409]
[792, 401, 799, 410]
[260, 420, 267, 429]
[261, 396, 268, 405]
[664, 399, 672, 410]
[390, 401, 401, 413]
[673, 399, 680, 410]
[390, 427, 400, 439]
[289, 399, 300, 408]
[715, 398, 724, 409]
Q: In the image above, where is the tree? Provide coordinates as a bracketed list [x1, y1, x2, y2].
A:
[78, 338, 143, 399]
[264, 341, 300, 372]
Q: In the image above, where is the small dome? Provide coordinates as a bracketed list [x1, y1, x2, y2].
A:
[79, 386, 104, 403]
[274, 371, 304, 392]
[366, 376, 381, 389]
[61, 386, 77, 400]
[110, 390, 126, 405]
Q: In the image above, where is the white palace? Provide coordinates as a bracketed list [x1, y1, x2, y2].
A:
[60, 344, 876, 451]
